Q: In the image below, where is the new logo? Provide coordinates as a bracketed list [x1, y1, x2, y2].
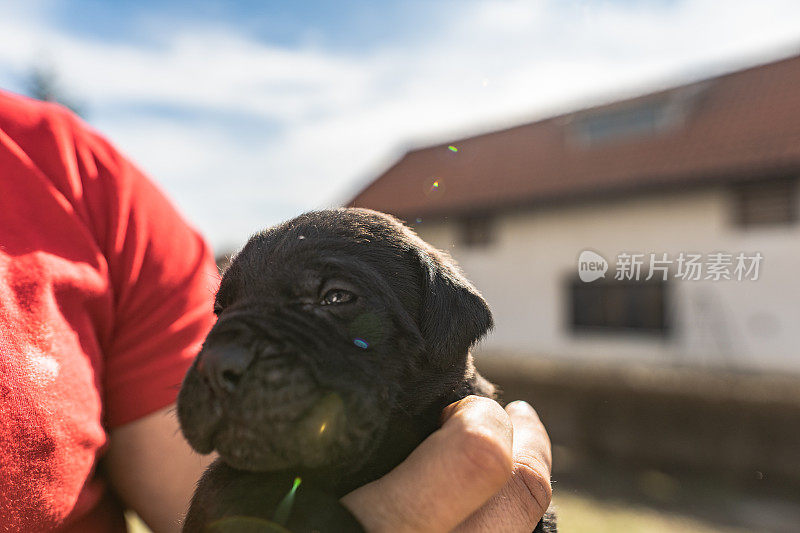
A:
[578, 250, 608, 282]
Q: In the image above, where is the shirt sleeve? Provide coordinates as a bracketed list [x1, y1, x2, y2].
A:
[70, 115, 219, 429]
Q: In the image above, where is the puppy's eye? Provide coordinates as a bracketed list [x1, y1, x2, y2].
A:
[321, 289, 355, 306]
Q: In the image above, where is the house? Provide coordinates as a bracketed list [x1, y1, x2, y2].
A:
[350, 53, 800, 375]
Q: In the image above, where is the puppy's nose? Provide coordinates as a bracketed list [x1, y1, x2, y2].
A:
[196, 343, 255, 394]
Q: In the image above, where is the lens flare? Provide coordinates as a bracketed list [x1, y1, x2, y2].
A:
[304, 392, 343, 442]
[448, 145, 458, 152]
[353, 338, 369, 349]
[272, 477, 302, 526]
[423, 177, 445, 196]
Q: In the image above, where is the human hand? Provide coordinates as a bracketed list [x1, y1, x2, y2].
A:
[340, 396, 552, 532]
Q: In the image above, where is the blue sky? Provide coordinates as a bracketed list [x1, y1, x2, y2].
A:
[1, 0, 799, 250]
[46, 0, 442, 50]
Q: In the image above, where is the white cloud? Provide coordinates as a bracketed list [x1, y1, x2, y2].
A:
[1, 0, 799, 249]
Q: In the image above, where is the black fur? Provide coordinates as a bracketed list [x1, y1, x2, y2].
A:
[177, 208, 555, 532]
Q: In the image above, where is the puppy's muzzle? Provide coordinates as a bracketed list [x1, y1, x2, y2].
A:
[196, 340, 320, 419]
[196, 343, 255, 396]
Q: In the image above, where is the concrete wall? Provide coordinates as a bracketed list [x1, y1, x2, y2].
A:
[413, 186, 800, 373]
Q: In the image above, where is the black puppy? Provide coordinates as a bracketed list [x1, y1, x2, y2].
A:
[177, 208, 555, 532]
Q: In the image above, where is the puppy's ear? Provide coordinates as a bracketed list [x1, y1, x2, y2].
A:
[416, 246, 493, 367]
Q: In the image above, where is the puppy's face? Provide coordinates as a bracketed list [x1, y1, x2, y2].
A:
[178, 209, 492, 472]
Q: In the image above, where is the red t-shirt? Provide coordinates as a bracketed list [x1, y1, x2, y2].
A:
[0, 91, 218, 531]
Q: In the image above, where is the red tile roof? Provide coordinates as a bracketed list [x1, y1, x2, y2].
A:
[350, 54, 800, 219]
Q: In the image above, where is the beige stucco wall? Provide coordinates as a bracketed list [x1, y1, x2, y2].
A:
[414, 186, 800, 374]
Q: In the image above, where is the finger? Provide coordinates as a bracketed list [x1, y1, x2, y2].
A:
[508, 400, 552, 475]
[341, 396, 514, 533]
[453, 401, 553, 533]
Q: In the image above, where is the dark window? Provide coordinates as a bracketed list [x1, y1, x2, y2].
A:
[458, 216, 495, 247]
[569, 278, 668, 334]
[733, 177, 798, 227]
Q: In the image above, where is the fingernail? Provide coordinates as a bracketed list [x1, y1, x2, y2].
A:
[506, 400, 535, 415]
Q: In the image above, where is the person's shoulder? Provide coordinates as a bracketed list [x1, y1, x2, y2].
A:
[0, 88, 107, 142]
[0, 89, 72, 130]
[0, 89, 124, 176]
[0, 89, 47, 115]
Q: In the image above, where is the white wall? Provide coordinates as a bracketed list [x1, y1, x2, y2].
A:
[414, 187, 800, 374]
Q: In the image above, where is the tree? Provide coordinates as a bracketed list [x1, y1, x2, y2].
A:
[25, 64, 85, 117]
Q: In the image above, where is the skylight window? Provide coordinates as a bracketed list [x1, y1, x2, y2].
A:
[572, 97, 678, 146]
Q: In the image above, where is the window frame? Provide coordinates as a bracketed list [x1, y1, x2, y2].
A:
[731, 176, 798, 228]
[567, 276, 671, 336]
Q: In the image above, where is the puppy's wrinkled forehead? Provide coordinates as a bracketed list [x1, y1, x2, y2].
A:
[219, 209, 423, 308]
